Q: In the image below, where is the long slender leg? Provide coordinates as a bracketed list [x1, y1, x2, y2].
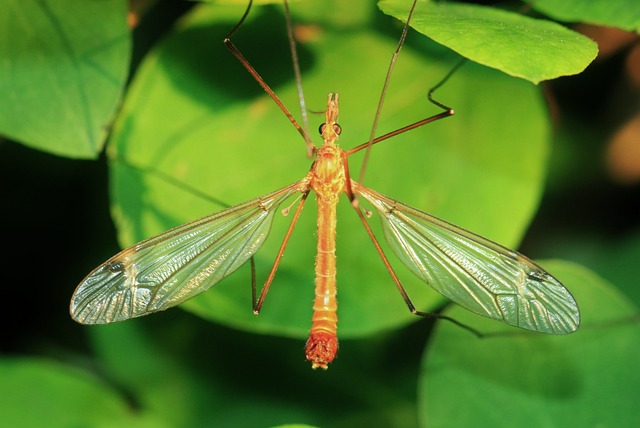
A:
[250, 255, 257, 313]
[347, 59, 466, 155]
[346, 109, 454, 156]
[223, 0, 314, 153]
[347, 61, 470, 156]
[347, 0, 467, 158]
[357, 0, 422, 182]
[282, 0, 314, 156]
[253, 191, 310, 314]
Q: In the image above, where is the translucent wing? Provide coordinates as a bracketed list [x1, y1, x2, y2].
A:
[70, 183, 301, 324]
[357, 184, 580, 334]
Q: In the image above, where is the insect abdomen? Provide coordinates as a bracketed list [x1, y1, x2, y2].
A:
[305, 198, 339, 369]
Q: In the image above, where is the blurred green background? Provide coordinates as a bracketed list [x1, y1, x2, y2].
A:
[2, 0, 639, 427]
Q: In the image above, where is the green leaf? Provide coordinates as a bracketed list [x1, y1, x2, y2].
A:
[107, 0, 551, 339]
[0, 0, 130, 158]
[524, 0, 640, 32]
[89, 321, 228, 427]
[419, 261, 640, 427]
[0, 357, 165, 428]
[378, 0, 598, 84]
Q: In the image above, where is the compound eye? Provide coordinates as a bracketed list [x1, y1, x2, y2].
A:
[318, 123, 342, 135]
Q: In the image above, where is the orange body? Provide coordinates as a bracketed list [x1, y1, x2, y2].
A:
[303, 94, 347, 369]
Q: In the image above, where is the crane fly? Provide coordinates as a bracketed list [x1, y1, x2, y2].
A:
[70, 0, 580, 369]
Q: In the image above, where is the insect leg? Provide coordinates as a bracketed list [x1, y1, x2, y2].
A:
[224, 0, 314, 153]
[253, 191, 310, 314]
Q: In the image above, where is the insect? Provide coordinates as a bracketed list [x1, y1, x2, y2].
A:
[70, 0, 580, 369]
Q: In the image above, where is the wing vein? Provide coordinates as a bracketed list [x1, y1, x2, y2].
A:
[356, 183, 579, 334]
